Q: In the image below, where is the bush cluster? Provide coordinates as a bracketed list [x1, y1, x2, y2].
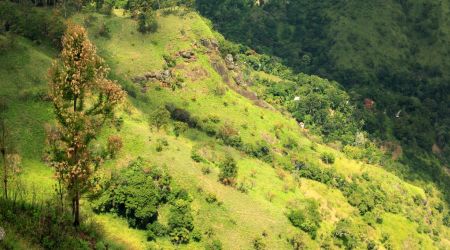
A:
[297, 164, 391, 215]
[287, 199, 322, 238]
[92, 158, 197, 244]
[0, 2, 66, 47]
[92, 158, 172, 229]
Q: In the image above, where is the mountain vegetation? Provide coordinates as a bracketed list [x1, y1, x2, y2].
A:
[0, 0, 449, 249]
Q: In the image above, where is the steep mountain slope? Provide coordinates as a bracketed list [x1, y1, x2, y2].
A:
[1, 8, 450, 249]
[196, 0, 450, 177]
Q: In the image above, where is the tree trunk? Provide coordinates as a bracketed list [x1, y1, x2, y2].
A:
[1, 121, 7, 200]
[2, 154, 7, 200]
[74, 191, 80, 226]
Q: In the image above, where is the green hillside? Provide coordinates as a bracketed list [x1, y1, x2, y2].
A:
[196, 0, 450, 189]
[0, 3, 450, 250]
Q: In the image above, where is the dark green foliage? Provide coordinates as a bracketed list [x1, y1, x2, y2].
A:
[244, 140, 272, 163]
[165, 103, 198, 128]
[168, 199, 194, 244]
[218, 155, 238, 186]
[150, 106, 171, 130]
[297, 164, 347, 189]
[196, 0, 450, 206]
[252, 236, 266, 250]
[320, 152, 335, 164]
[191, 149, 205, 163]
[92, 158, 172, 229]
[191, 229, 202, 242]
[333, 219, 367, 250]
[443, 213, 450, 227]
[147, 221, 168, 240]
[0, 2, 66, 47]
[297, 164, 391, 215]
[344, 183, 388, 215]
[287, 199, 321, 239]
[249, 73, 360, 145]
[138, 11, 158, 34]
[196, 0, 450, 153]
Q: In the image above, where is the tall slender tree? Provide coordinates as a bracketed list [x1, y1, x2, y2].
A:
[47, 24, 124, 226]
[0, 101, 9, 199]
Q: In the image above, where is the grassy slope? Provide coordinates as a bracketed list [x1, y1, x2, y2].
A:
[1, 9, 449, 249]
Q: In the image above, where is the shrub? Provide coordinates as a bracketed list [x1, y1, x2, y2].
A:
[191, 148, 206, 163]
[202, 166, 211, 175]
[213, 85, 227, 96]
[156, 138, 169, 152]
[107, 135, 123, 158]
[165, 103, 198, 127]
[218, 155, 238, 186]
[138, 11, 158, 33]
[163, 54, 177, 68]
[244, 140, 272, 162]
[253, 237, 266, 250]
[289, 234, 307, 250]
[97, 23, 111, 38]
[217, 122, 242, 147]
[91, 158, 172, 229]
[191, 229, 202, 242]
[205, 193, 218, 204]
[320, 152, 335, 164]
[443, 213, 450, 227]
[283, 136, 298, 149]
[150, 106, 171, 131]
[168, 199, 194, 244]
[173, 121, 188, 137]
[287, 199, 322, 239]
[147, 221, 168, 238]
[333, 219, 366, 249]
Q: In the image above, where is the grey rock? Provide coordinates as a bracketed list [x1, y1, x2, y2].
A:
[132, 75, 146, 83]
[180, 51, 194, 59]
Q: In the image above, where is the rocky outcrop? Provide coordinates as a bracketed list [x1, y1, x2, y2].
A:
[200, 38, 219, 51]
[132, 69, 172, 84]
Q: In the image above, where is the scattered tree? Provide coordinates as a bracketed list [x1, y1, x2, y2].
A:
[47, 24, 124, 226]
[218, 155, 238, 186]
[150, 106, 171, 131]
[0, 101, 20, 199]
[0, 101, 9, 199]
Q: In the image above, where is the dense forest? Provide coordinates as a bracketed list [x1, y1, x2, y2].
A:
[0, 0, 450, 249]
